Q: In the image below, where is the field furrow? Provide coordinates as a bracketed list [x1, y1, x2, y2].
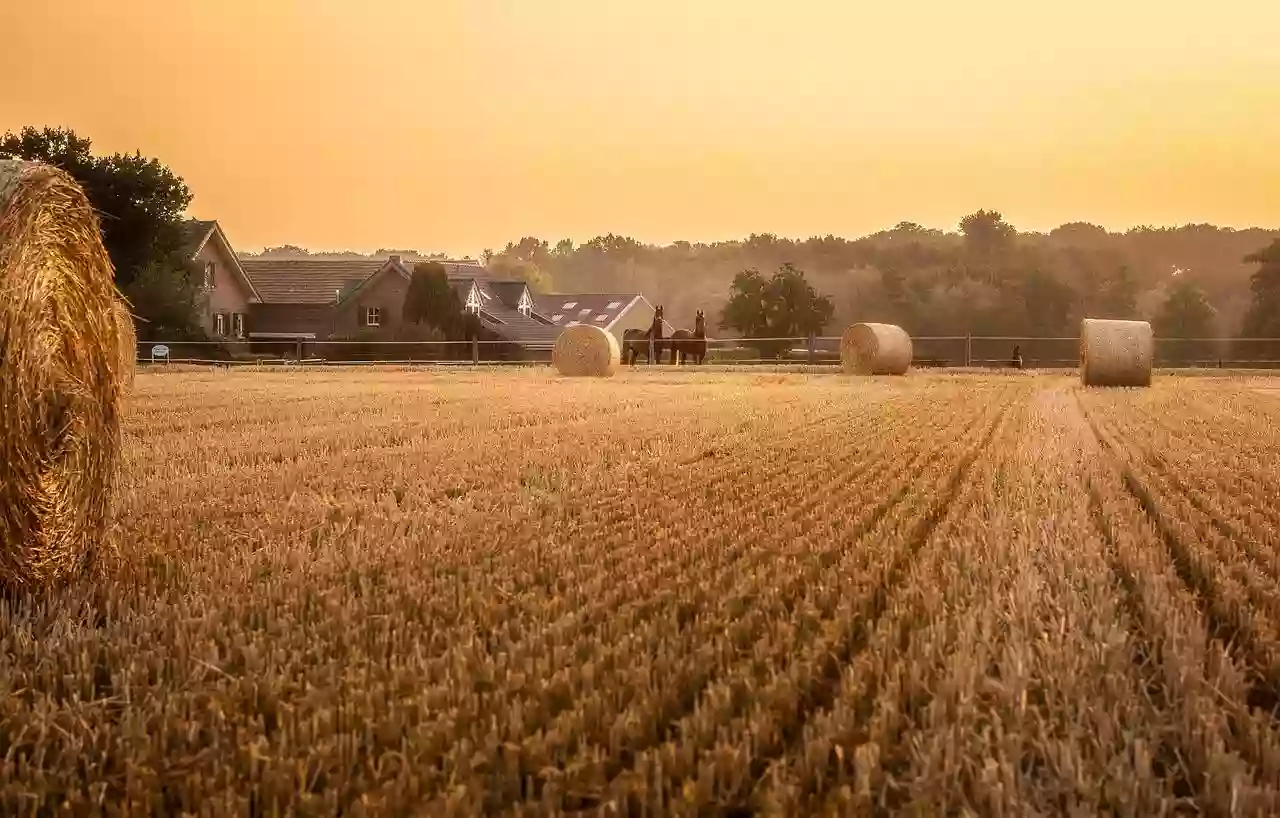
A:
[6, 369, 1280, 816]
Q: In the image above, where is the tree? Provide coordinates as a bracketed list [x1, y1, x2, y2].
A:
[402, 262, 466, 338]
[489, 256, 553, 293]
[1017, 267, 1076, 336]
[1098, 264, 1140, 317]
[959, 209, 1016, 259]
[0, 126, 193, 289]
[720, 263, 834, 358]
[1242, 240, 1280, 338]
[120, 261, 208, 340]
[1154, 279, 1216, 338]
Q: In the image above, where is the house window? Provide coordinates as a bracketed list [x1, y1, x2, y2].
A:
[594, 314, 607, 323]
[465, 287, 482, 314]
[203, 261, 215, 289]
[366, 307, 382, 327]
[606, 300, 622, 310]
[233, 313, 245, 339]
[518, 289, 532, 316]
[578, 308, 591, 317]
[550, 313, 563, 322]
[214, 313, 225, 336]
[561, 301, 577, 310]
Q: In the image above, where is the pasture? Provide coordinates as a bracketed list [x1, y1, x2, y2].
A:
[4, 367, 1280, 815]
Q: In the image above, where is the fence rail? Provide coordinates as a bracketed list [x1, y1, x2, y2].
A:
[132, 335, 1280, 370]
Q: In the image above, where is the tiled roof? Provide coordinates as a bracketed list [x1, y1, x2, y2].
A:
[181, 219, 217, 258]
[480, 304, 563, 350]
[531, 293, 640, 329]
[240, 259, 388, 304]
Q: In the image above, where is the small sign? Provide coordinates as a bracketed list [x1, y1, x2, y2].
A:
[151, 344, 170, 362]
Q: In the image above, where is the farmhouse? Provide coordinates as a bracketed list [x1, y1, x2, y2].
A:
[178, 219, 656, 358]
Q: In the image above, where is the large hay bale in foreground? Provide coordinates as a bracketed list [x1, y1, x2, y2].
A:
[840, 322, 913, 375]
[1079, 318, 1153, 387]
[552, 324, 620, 377]
[0, 159, 136, 592]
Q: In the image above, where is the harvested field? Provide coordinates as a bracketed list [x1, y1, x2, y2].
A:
[4, 367, 1280, 815]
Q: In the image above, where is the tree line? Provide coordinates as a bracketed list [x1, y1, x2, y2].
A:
[4, 126, 1279, 347]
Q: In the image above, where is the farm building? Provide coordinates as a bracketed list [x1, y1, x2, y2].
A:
[531, 293, 675, 346]
[176, 220, 659, 360]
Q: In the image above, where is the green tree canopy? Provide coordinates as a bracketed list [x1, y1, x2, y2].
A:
[1242, 240, 1280, 338]
[720, 263, 834, 357]
[0, 126, 193, 289]
[403, 262, 467, 338]
[1154, 279, 1216, 338]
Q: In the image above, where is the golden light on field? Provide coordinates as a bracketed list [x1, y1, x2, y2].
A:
[2, 368, 1279, 812]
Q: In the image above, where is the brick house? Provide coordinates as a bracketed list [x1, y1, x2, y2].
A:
[178, 219, 665, 360]
[181, 220, 262, 343]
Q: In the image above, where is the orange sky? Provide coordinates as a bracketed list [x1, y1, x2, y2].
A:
[4, 1, 1279, 257]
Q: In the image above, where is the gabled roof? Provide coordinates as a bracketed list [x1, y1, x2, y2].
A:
[182, 219, 263, 303]
[531, 293, 648, 331]
[181, 220, 217, 258]
[240, 258, 392, 304]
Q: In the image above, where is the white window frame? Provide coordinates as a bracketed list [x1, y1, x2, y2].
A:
[203, 261, 215, 290]
[465, 286, 482, 314]
[366, 306, 382, 327]
[232, 313, 245, 339]
[518, 289, 532, 316]
[606, 300, 622, 310]
[214, 313, 225, 336]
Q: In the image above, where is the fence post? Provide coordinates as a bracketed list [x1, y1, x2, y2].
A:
[472, 336, 479, 365]
[807, 332, 816, 364]
[648, 336, 655, 365]
[965, 333, 972, 368]
[295, 337, 303, 361]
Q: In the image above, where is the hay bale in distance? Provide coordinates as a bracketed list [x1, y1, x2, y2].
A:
[0, 159, 136, 592]
[840, 322, 913, 375]
[1079, 318, 1153, 387]
[552, 324, 620, 377]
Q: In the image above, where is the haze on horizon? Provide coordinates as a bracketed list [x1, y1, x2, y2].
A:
[4, 0, 1279, 258]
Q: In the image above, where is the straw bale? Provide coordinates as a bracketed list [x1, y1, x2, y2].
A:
[552, 324, 620, 377]
[840, 322, 913, 375]
[0, 159, 136, 592]
[1079, 318, 1153, 387]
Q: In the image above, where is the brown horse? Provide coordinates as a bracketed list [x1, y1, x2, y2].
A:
[670, 310, 708, 365]
[623, 305, 664, 365]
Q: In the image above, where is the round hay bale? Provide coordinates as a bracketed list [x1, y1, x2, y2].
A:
[0, 159, 136, 592]
[1079, 318, 1153, 387]
[840, 322, 913, 375]
[552, 324, 620, 377]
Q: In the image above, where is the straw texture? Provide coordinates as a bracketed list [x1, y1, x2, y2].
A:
[552, 324, 620, 377]
[0, 159, 136, 592]
[840, 322, 913, 375]
[1079, 318, 1153, 387]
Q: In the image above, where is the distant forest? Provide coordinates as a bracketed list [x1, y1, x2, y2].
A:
[240, 211, 1280, 339]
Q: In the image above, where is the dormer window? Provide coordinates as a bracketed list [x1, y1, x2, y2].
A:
[464, 286, 482, 314]
[518, 289, 532, 316]
[203, 261, 215, 289]
[561, 301, 577, 310]
[606, 301, 622, 310]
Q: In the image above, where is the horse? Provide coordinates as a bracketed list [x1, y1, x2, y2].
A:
[670, 309, 708, 365]
[622, 305, 664, 365]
